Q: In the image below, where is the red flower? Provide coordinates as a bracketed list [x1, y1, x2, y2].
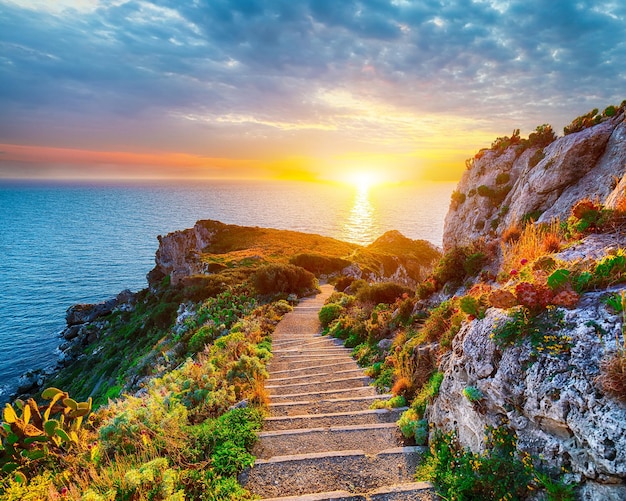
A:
[510, 269, 518, 276]
[520, 258, 528, 265]
[61, 487, 69, 496]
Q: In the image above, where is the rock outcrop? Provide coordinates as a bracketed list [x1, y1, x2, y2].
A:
[443, 110, 626, 251]
[147, 220, 221, 286]
[432, 107, 626, 500]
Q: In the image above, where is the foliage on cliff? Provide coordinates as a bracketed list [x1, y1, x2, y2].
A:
[1, 295, 291, 498]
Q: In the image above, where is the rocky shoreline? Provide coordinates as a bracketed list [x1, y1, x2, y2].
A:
[7, 289, 137, 404]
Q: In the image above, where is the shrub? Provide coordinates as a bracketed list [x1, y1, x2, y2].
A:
[397, 408, 428, 444]
[462, 386, 483, 402]
[598, 347, 626, 402]
[416, 278, 437, 299]
[334, 275, 355, 292]
[356, 282, 412, 305]
[495, 172, 510, 185]
[520, 210, 543, 226]
[491, 307, 571, 356]
[432, 246, 486, 287]
[501, 224, 522, 243]
[529, 148, 546, 168]
[411, 371, 444, 417]
[527, 124, 556, 148]
[450, 190, 466, 210]
[459, 295, 486, 319]
[564, 108, 601, 135]
[477, 184, 495, 198]
[289, 253, 350, 275]
[252, 263, 316, 295]
[318, 303, 343, 327]
[604, 105, 617, 117]
[417, 426, 535, 501]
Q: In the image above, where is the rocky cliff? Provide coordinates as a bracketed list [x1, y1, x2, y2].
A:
[443, 108, 626, 252]
[430, 106, 626, 500]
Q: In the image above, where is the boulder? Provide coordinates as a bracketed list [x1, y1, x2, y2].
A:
[65, 298, 117, 326]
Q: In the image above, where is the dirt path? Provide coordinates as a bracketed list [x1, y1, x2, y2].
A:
[240, 284, 436, 500]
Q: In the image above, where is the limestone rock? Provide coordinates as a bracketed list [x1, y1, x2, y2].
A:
[443, 112, 626, 251]
[428, 292, 626, 498]
[148, 219, 220, 286]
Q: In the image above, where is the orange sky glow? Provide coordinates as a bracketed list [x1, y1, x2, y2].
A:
[1, 1, 623, 185]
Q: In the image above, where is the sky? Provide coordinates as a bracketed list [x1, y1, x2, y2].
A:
[0, 0, 624, 184]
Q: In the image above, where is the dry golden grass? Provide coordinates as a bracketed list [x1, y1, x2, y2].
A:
[501, 220, 565, 274]
[542, 232, 562, 253]
[501, 224, 522, 244]
[598, 349, 626, 401]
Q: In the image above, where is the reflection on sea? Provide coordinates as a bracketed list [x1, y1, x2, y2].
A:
[343, 185, 379, 245]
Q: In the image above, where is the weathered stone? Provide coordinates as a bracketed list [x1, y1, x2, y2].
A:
[443, 112, 626, 251]
[65, 298, 117, 326]
[62, 324, 81, 340]
[428, 291, 626, 496]
[148, 220, 220, 286]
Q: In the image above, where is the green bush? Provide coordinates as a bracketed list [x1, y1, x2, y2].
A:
[188, 324, 217, 353]
[462, 386, 483, 402]
[290, 253, 350, 275]
[252, 263, 317, 295]
[417, 426, 535, 501]
[495, 172, 510, 185]
[450, 190, 466, 209]
[356, 282, 412, 305]
[318, 303, 344, 327]
[527, 124, 556, 148]
[433, 246, 486, 286]
[411, 371, 444, 417]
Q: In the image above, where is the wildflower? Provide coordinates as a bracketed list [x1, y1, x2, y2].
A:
[520, 258, 528, 265]
[61, 487, 69, 496]
[510, 269, 518, 276]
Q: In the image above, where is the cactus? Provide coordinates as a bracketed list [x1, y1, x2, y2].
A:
[0, 387, 92, 479]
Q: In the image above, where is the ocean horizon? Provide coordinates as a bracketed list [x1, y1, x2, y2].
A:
[0, 179, 454, 400]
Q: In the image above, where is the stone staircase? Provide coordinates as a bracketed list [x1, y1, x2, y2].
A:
[240, 285, 435, 500]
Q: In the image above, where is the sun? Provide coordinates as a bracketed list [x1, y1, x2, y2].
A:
[345, 170, 384, 192]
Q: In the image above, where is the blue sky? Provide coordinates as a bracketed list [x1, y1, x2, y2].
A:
[1, 0, 624, 181]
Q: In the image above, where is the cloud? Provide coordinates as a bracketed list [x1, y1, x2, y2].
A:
[0, 0, 624, 179]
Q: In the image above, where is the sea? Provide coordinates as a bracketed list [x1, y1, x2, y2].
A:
[0, 179, 454, 400]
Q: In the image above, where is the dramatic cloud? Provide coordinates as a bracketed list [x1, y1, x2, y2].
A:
[0, 0, 624, 180]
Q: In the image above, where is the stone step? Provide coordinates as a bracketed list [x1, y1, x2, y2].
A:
[273, 347, 350, 355]
[267, 376, 372, 396]
[255, 423, 401, 458]
[263, 408, 407, 431]
[274, 353, 353, 361]
[269, 394, 392, 416]
[270, 360, 359, 376]
[272, 337, 343, 349]
[269, 368, 365, 385]
[239, 447, 428, 498]
[260, 483, 435, 501]
[270, 357, 358, 371]
[270, 386, 377, 403]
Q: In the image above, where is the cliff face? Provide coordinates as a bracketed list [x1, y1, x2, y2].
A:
[148, 220, 222, 286]
[432, 110, 626, 500]
[443, 111, 626, 251]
